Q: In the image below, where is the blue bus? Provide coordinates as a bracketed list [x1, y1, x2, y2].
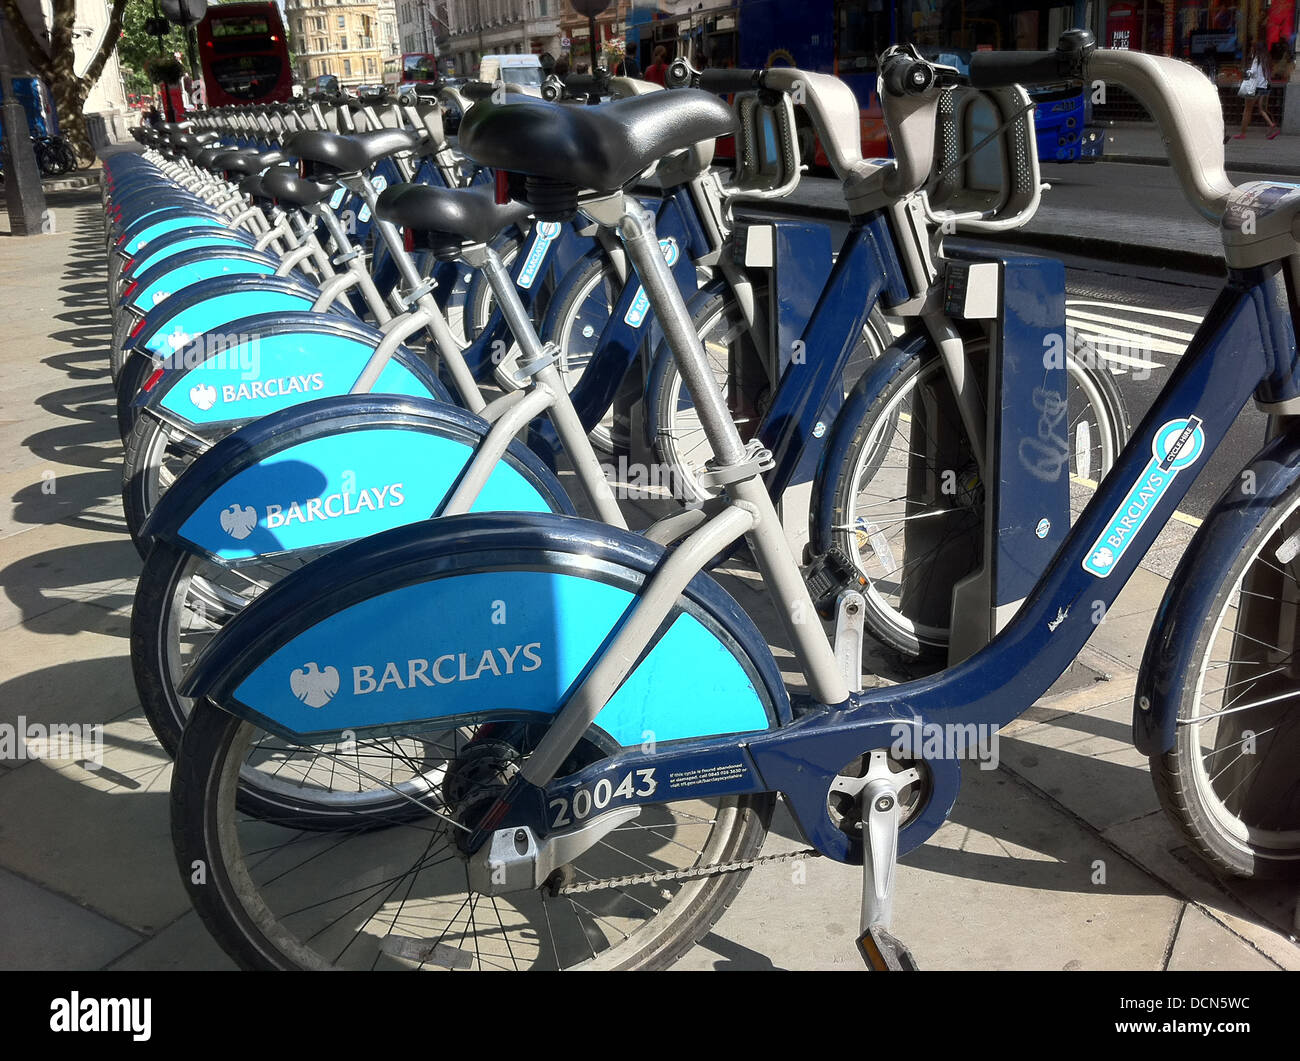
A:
[642, 0, 1103, 165]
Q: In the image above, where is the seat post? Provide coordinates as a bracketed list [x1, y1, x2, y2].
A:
[591, 194, 748, 470]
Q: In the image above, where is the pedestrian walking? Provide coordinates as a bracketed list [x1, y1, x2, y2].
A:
[623, 44, 642, 79]
[1234, 41, 1280, 139]
[645, 45, 670, 86]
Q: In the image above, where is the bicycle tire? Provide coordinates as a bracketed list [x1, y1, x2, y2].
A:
[828, 343, 1130, 659]
[122, 411, 200, 552]
[34, 140, 63, 177]
[651, 288, 893, 504]
[172, 698, 775, 969]
[55, 139, 79, 173]
[536, 250, 622, 451]
[1149, 477, 1300, 879]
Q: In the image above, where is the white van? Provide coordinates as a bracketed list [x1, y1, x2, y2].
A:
[477, 54, 544, 95]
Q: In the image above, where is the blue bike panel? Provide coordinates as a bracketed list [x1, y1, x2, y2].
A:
[230, 568, 772, 746]
[130, 255, 277, 312]
[177, 428, 552, 560]
[128, 232, 258, 280]
[140, 289, 317, 357]
[151, 330, 435, 425]
[120, 215, 227, 257]
[182, 514, 789, 744]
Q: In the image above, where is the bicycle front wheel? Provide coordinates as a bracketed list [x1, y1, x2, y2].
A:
[536, 252, 623, 451]
[829, 344, 1130, 659]
[1150, 477, 1300, 879]
[173, 700, 775, 970]
[652, 289, 892, 504]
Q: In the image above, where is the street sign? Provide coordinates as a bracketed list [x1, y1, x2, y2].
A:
[569, 0, 611, 15]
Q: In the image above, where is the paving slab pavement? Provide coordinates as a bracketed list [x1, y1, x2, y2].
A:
[0, 184, 1295, 971]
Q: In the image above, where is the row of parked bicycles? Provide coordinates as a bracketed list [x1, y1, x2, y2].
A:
[101, 29, 1300, 970]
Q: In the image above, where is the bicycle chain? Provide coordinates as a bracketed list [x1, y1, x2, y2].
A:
[552, 847, 821, 896]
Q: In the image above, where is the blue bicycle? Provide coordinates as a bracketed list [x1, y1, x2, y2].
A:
[165, 35, 1299, 968]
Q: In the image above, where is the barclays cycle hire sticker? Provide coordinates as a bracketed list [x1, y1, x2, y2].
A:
[1082, 416, 1206, 578]
[516, 221, 562, 290]
[329, 186, 348, 210]
[231, 570, 770, 744]
[624, 238, 680, 328]
[357, 174, 387, 224]
[178, 428, 550, 561]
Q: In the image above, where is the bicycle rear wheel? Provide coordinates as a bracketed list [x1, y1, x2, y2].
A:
[173, 700, 775, 969]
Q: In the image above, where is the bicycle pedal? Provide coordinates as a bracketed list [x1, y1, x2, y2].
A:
[855, 924, 919, 971]
[802, 546, 867, 620]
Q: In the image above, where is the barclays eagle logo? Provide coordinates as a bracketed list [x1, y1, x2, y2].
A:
[290, 662, 340, 708]
[189, 383, 217, 410]
[219, 503, 257, 541]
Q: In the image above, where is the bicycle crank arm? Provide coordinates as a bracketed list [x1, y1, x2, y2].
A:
[853, 758, 919, 970]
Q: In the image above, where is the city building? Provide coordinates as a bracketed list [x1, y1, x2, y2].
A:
[441, 0, 563, 79]
[397, 0, 449, 57]
[285, 0, 386, 89]
[377, 0, 402, 62]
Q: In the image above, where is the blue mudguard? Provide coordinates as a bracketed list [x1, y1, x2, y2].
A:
[1133, 423, 1300, 755]
[125, 275, 329, 361]
[114, 210, 230, 260]
[123, 229, 262, 284]
[139, 395, 575, 560]
[122, 248, 281, 316]
[134, 314, 450, 433]
[807, 328, 934, 554]
[180, 512, 791, 748]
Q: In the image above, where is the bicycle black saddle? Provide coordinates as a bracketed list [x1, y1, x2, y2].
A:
[375, 183, 533, 246]
[458, 89, 734, 194]
[195, 145, 236, 170]
[238, 172, 273, 203]
[285, 128, 423, 175]
[217, 149, 287, 175]
[259, 164, 337, 208]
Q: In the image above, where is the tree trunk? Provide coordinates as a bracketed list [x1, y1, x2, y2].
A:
[49, 75, 92, 163]
[1, 0, 128, 164]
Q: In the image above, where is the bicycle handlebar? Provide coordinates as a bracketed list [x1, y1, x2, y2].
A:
[666, 59, 763, 95]
[461, 80, 495, 101]
[876, 31, 1234, 222]
[879, 52, 938, 96]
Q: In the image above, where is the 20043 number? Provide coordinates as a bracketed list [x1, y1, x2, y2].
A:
[549, 769, 657, 828]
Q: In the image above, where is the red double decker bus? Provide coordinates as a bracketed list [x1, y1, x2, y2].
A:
[198, 2, 293, 107]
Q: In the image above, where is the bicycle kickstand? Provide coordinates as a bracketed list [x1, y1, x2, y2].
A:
[855, 759, 919, 971]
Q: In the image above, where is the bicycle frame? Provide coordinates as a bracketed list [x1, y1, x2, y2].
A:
[525, 256, 1300, 863]
[185, 195, 1300, 878]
